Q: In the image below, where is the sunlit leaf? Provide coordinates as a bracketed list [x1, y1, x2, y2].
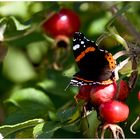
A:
[3, 47, 37, 83]
[0, 118, 44, 138]
[33, 121, 61, 138]
[4, 88, 55, 124]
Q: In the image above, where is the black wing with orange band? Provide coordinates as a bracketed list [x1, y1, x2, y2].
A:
[70, 32, 116, 86]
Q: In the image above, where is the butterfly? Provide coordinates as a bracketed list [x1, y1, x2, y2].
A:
[70, 32, 116, 86]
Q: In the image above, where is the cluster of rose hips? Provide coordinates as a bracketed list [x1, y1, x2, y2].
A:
[76, 80, 130, 124]
[41, 8, 139, 138]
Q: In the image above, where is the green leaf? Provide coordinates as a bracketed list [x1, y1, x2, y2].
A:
[15, 127, 33, 138]
[26, 41, 48, 64]
[0, 16, 31, 39]
[3, 47, 37, 83]
[4, 88, 55, 124]
[33, 121, 61, 138]
[0, 2, 31, 18]
[57, 105, 81, 124]
[0, 43, 8, 62]
[88, 16, 109, 35]
[8, 16, 30, 31]
[37, 69, 77, 100]
[62, 120, 81, 132]
[119, 60, 132, 76]
[0, 118, 44, 138]
[1, 16, 32, 41]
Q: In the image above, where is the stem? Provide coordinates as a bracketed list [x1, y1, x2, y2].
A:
[130, 115, 140, 134]
[128, 57, 138, 89]
[3, 11, 55, 42]
[0, 24, 6, 41]
[110, 5, 140, 44]
[113, 50, 127, 60]
[96, 32, 111, 46]
[4, 27, 35, 42]
[109, 27, 129, 51]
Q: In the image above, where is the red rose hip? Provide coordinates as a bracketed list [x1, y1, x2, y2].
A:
[76, 85, 92, 101]
[42, 8, 80, 38]
[117, 80, 130, 101]
[138, 91, 140, 102]
[99, 100, 129, 123]
[90, 82, 117, 106]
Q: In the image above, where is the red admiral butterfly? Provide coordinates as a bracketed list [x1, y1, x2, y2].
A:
[70, 32, 116, 86]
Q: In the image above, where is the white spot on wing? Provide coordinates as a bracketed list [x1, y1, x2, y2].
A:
[71, 79, 78, 83]
[81, 41, 84, 44]
[73, 44, 80, 50]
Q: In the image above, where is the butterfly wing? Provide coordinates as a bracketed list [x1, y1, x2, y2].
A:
[72, 32, 98, 69]
[71, 32, 116, 86]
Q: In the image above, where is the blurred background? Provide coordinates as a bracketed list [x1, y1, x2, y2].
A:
[0, 1, 140, 138]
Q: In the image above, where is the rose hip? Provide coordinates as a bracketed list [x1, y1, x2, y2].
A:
[90, 82, 117, 106]
[99, 100, 129, 123]
[42, 8, 80, 38]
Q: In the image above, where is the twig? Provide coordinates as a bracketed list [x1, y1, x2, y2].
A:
[3, 11, 55, 42]
[110, 5, 140, 44]
[109, 6, 139, 90]
[3, 27, 35, 42]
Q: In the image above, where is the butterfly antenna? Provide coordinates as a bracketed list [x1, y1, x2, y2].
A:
[64, 82, 71, 91]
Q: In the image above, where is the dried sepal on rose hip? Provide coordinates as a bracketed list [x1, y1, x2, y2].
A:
[99, 100, 129, 123]
[42, 8, 80, 38]
[90, 82, 117, 107]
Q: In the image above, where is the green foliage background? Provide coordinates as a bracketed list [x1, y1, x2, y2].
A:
[0, 1, 140, 138]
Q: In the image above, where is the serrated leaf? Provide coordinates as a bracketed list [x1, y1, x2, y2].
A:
[4, 88, 55, 124]
[33, 121, 61, 138]
[0, 118, 44, 138]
